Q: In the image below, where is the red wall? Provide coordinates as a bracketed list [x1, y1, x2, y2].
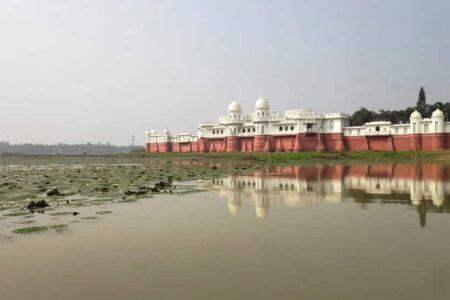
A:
[145, 133, 450, 153]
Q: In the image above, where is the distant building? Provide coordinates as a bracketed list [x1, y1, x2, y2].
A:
[145, 97, 449, 152]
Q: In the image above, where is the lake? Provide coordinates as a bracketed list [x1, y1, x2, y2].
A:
[1, 163, 450, 300]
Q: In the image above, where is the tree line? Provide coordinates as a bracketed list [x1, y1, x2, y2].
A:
[351, 87, 450, 126]
[0, 141, 139, 155]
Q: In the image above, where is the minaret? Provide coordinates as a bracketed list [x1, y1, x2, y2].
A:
[159, 130, 171, 153]
[226, 101, 242, 152]
[253, 97, 270, 152]
[431, 108, 445, 150]
[409, 110, 422, 150]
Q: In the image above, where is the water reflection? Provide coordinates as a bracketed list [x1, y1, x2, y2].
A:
[198, 164, 450, 226]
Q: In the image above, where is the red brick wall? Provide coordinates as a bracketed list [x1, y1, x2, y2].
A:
[344, 136, 368, 151]
[392, 135, 411, 150]
[146, 133, 450, 153]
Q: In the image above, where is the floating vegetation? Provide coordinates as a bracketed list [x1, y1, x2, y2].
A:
[0, 155, 265, 236]
[0, 156, 253, 213]
[13, 226, 48, 234]
[13, 224, 69, 234]
[118, 198, 137, 203]
[18, 220, 36, 224]
[46, 188, 64, 196]
[27, 199, 49, 209]
[48, 224, 69, 232]
[81, 216, 99, 220]
[48, 211, 79, 216]
[3, 211, 32, 217]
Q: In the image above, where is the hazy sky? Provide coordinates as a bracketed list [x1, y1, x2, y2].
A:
[1, 0, 449, 145]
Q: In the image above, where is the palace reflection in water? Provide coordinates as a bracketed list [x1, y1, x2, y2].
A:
[198, 164, 450, 226]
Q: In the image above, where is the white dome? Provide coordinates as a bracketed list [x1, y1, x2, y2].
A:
[150, 130, 156, 135]
[163, 129, 170, 135]
[228, 101, 241, 112]
[255, 97, 270, 110]
[410, 110, 422, 119]
[432, 108, 444, 118]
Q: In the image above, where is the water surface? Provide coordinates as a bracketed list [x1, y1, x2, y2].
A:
[1, 163, 450, 300]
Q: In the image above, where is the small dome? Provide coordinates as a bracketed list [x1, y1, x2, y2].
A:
[163, 129, 170, 135]
[255, 97, 270, 110]
[145, 131, 150, 136]
[150, 130, 156, 135]
[410, 110, 422, 119]
[228, 101, 241, 112]
[432, 108, 444, 118]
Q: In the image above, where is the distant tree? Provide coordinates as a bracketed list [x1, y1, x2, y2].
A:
[351, 107, 375, 126]
[417, 86, 426, 108]
[0, 142, 138, 155]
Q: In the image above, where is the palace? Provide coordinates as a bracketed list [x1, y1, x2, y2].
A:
[145, 97, 450, 152]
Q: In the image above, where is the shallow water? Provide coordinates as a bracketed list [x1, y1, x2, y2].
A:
[1, 163, 450, 300]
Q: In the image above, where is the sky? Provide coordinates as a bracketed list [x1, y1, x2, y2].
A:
[0, 0, 449, 145]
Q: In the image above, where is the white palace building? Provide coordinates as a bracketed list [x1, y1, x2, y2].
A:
[145, 97, 450, 153]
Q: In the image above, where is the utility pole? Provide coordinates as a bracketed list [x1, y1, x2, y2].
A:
[132, 135, 135, 148]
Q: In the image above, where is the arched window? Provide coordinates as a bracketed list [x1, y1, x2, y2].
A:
[212, 130, 215, 134]
[290, 125, 294, 131]
[375, 126, 380, 132]
[330, 120, 334, 129]
[435, 121, 439, 132]
[285, 126, 288, 131]
[413, 122, 417, 134]
[279, 126, 283, 131]
[424, 123, 429, 133]
[253, 128, 255, 132]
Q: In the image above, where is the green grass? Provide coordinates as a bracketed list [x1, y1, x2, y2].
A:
[125, 149, 450, 164]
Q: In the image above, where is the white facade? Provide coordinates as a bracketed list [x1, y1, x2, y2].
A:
[343, 109, 446, 137]
[146, 97, 351, 142]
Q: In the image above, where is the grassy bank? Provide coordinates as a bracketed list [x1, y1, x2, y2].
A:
[127, 150, 450, 164]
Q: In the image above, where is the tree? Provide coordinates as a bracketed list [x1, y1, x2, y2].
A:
[417, 86, 426, 108]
